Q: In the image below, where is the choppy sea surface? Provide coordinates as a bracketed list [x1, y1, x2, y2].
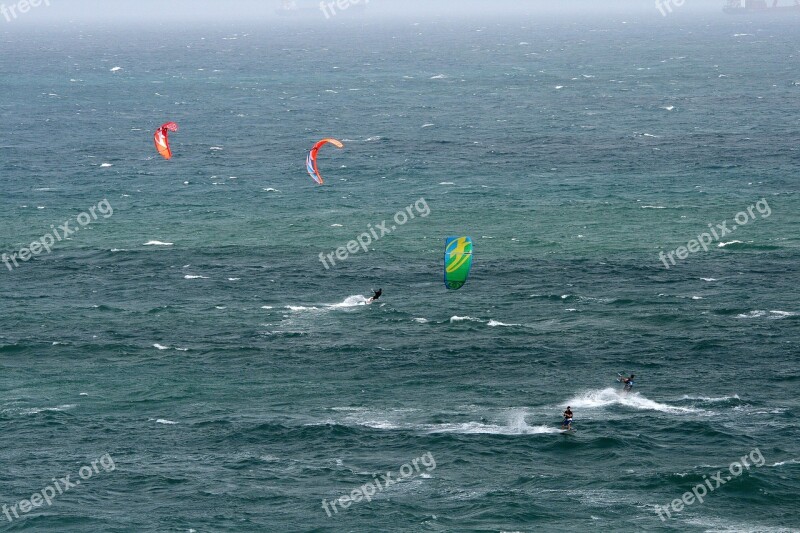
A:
[1, 12, 799, 533]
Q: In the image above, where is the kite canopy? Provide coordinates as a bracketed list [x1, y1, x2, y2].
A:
[306, 138, 344, 185]
[444, 237, 473, 290]
[154, 122, 179, 160]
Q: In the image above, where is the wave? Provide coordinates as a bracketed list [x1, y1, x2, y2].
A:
[326, 295, 371, 309]
[143, 240, 173, 246]
[565, 388, 699, 414]
[487, 320, 522, 327]
[450, 316, 483, 323]
[184, 275, 209, 280]
[680, 394, 740, 403]
[286, 305, 319, 312]
[737, 310, 796, 320]
[335, 409, 563, 436]
[425, 421, 561, 435]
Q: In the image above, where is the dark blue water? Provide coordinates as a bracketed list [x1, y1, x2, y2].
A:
[1, 12, 799, 533]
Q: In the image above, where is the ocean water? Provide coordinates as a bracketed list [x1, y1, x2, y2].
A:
[1, 12, 799, 533]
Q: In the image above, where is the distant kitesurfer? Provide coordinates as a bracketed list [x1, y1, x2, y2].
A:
[369, 288, 382, 302]
[561, 406, 573, 430]
[621, 374, 635, 393]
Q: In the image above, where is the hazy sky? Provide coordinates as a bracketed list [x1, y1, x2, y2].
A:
[1, 0, 731, 25]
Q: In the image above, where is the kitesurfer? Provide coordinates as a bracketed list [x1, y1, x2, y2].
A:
[621, 374, 635, 393]
[561, 406, 573, 430]
[369, 288, 382, 302]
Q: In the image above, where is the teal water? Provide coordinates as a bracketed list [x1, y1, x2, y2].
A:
[1, 13, 799, 533]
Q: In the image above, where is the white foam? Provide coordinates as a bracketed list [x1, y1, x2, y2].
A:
[737, 310, 795, 319]
[718, 240, 743, 248]
[227, 278, 240, 281]
[15, 404, 75, 415]
[439, 181, 455, 185]
[680, 394, 739, 403]
[153, 343, 170, 350]
[143, 241, 173, 246]
[487, 320, 521, 327]
[100, 163, 113, 168]
[422, 123, 435, 128]
[110, 66, 122, 72]
[327, 295, 371, 308]
[566, 388, 698, 414]
[771, 459, 800, 467]
[430, 74, 447, 79]
[701, 277, 717, 282]
[286, 305, 319, 312]
[426, 411, 560, 435]
[450, 316, 483, 323]
[184, 275, 208, 280]
[426, 422, 560, 435]
[641, 205, 666, 209]
[155, 419, 177, 425]
[413, 317, 429, 323]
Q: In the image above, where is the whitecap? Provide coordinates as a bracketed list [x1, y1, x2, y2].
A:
[718, 240, 743, 248]
[701, 277, 717, 282]
[487, 320, 521, 327]
[413, 317, 429, 323]
[100, 163, 113, 168]
[439, 181, 455, 185]
[110, 66, 122, 72]
[143, 241, 173, 246]
[450, 316, 483, 323]
[153, 344, 170, 350]
[184, 275, 208, 280]
[566, 388, 698, 414]
[327, 295, 371, 308]
[155, 419, 177, 425]
[16, 404, 75, 415]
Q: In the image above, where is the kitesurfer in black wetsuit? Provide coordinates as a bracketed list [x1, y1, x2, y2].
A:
[369, 288, 382, 302]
